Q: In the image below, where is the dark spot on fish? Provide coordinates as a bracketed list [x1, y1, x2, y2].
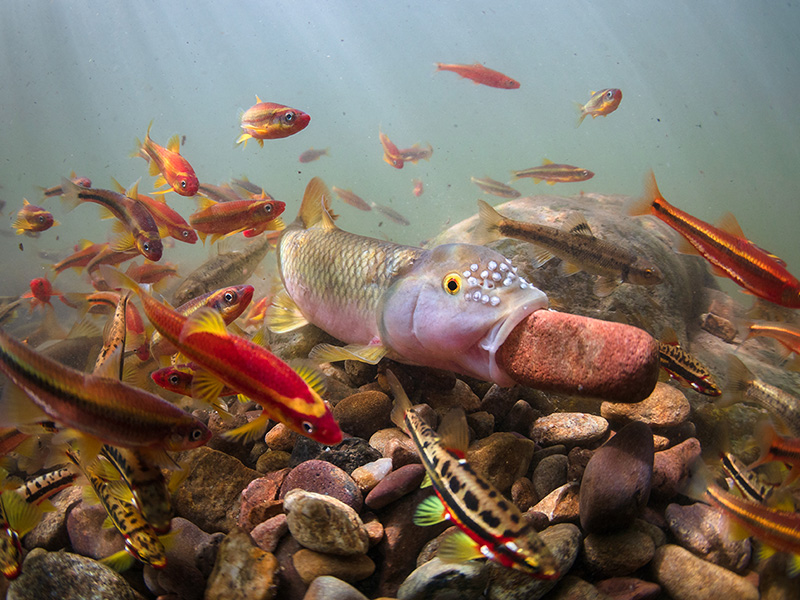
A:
[440, 461, 450, 477]
[497, 500, 509, 511]
[480, 510, 501, 529]
[487, 489, 497, 498]
[18, 243, 23, 251]
[510, 513, 520, 524]
[463, 490, 479, 512]
[449, 477, 461, 494]
[476, 478, 489, 490]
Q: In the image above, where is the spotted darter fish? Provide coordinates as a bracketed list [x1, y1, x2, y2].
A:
[267, 177, 549, 386]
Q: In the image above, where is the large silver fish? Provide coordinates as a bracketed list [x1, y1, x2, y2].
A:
[267, 178, 549, 386]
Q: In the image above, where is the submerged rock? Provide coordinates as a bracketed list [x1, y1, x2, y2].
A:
[8, 549, 144, 600]
[283, 489, 369, 556]
[579, 421, 654, 534]
[205, 527, 279, 600]
[397, 557, 489, 600]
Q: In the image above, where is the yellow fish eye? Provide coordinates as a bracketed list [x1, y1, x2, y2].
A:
[442, 272, 462, 295]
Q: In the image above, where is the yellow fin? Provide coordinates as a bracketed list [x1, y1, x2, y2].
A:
[190, 368, 228, 405]
[475, 199, 503, 245]
[0, 383, 50, 428]
[1, 490, 43, 536]
[100, 549, 136, 572]
[166, 134, 180, 154]
[105, 480, 134, 503]
[101, 514, 115, 529]
[111, 231, 136, 253]
[438, 530, 485, 563]
[296, 177, 332, 229]
[420, 472, 433, 489]
[413, 494, 448, 527]
[542, 158, 554, 165]
[438, 409, 469, 454]
[309, 343, 387, 365]
[265, 289, 309, 333]
[221, 413, 271, 443]
[290, 361, 327, 397]
[180, 307, 227, 341]
[81, 484, 100, 505]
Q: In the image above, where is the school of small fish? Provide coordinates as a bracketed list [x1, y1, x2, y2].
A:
[0, 57, 799, 588]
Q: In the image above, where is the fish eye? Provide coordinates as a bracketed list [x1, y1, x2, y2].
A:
[284, 112, 295, 123]
[143, 242, 150, 252]
[38, 215, 46, 223]
[263, 204, 273, 214]
[169, 374, 181, 386]
[190, 428, 204, 441]
[442, 272, 462, 295]
[224, 291, 236, 303]
[301, 421, 315, 434]
[180, 180, 187, 189]
[182, 230, 190, 238]
[605, 90, 614, 100]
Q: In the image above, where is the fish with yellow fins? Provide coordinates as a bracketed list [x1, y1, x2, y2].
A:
[387, 371, 559, 578]
[575, 88, 622, 127]
[512, 159, 594, 185]
[237, 97, 310, 148]
[12, 199, 58, 236]
[267, 177, 549, 386]
[134, 121, 199, 197]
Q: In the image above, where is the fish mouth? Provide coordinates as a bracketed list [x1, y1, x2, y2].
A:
[479, 295, 547, 386]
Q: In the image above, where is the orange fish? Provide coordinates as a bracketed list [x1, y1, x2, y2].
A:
[412, 179, 424, 198]
[749, 422, 800, 487]
[237, 98, 310, 148]
[111, 179, 197, 245]
[631, 171, 800, 308]
[189, 195, 286, 245]
[435, 62, 520, 89]
[135, 121, 199, 197]
[379, 131, 404, 169]
[742, 321, 800, 367]
[12, 200, 58, 236]
[576, 88, 622, 127]
[397, 144, 433, 164]
[51, 240, 106, 277]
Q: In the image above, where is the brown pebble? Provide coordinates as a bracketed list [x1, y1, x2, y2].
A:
[265, 423, 298, 452]
[365, 464, 426, 510]
[601, 383, 690, 428]
[511, 477, 538, 513]
[700, 312, 737, 342]
[497, 310, 659, 401]
[292, 548, 375, 585]
[332, 390, 393, 439]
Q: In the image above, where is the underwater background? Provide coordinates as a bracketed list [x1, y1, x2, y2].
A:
[1, 0, 799, 298]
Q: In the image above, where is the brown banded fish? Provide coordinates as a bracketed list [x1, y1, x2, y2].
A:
[66, 450, 167, 570]
[268, 178, 549, 386]
[658, 328, 721, 396]
[387, 371, 559, 578]
[477, 199, 663, 297]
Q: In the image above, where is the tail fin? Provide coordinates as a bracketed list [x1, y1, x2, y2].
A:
[474, 200, 504, 245]
[295, 177, 333, 229]
[628, 170, 660, 217]
[719, 354, 754, 407]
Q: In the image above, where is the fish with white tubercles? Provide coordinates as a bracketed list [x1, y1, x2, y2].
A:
[267, 177, 549, 386]
[387, 371, 559, 578]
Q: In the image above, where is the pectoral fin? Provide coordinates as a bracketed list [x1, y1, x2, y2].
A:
[309, 343, 387, 365]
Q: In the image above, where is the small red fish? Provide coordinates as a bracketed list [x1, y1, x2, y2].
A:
[412, 179, 424, 197]
[512, 159, 594, 185]
[12, 200, 58, 236]
[398, 144, 433, 164]
[112, 179, 197, 245]
[237, 98, 310, 148]
[298, 147, 329, 163]
[435, 62, 520, 89]
[576, 89, 622, 127]
[22, 277, 74, 312]
[135, 121, 199, 197]
[51, 240, 106, 276]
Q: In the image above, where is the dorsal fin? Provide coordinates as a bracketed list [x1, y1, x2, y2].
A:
[717, 212, 745, 239]
[542, 158, 554, 165]
[166, 134, 181, 154]
[296, 177, 332, 229]
[562, 212, 593, 236]
[660, 326, 679, 345]
[438, 408, 469, 455]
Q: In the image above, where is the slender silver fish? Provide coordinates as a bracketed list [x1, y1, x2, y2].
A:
[268, 177, 549, 386]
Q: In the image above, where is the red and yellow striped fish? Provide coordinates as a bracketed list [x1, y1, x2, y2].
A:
[631, 171, 800, 308]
